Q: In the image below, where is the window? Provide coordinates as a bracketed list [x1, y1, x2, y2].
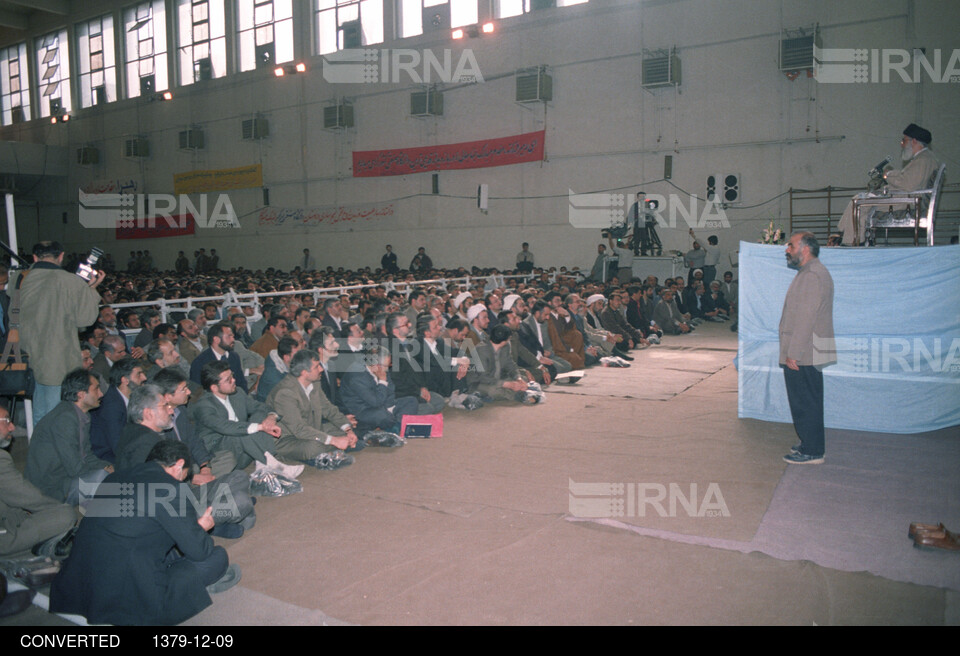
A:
[497, 0, 587, 19]
[0, 43, 30, 125]
[399, 0, 477, 38]
[77, 15, 118, 107]
[316, 0, 384, 55]
[177, 0, 227, 83]
[123, 0, 169, 98]
[237, 0, 293, 72]
[35, 29, 72, 118]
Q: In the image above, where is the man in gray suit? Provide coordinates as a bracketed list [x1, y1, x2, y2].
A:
[189, 360, 287, 472]
[779, 232, 835, 465]
[0, 404, 76, 556]
[267, 350, 358, 466]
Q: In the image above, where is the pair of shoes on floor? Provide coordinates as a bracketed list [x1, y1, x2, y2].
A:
[600, 356, 630, 368]
[613, 350, 634, 361]
[207, 564, 242, 594]
[256, 452, 304, 480]
[363, 431, 405, 448]
[909, 522, 960, 551]
[782, 450, 824, 465]
[308, 451, 355, 470]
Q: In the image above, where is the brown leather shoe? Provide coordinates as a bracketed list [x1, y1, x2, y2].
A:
[913, 532, 960, 552]
[908, 522, 947, 539]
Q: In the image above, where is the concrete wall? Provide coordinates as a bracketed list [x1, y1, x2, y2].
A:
[1, 0, 957, 273]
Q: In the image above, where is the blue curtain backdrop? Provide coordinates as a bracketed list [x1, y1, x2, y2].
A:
[737, 242, 960, 434]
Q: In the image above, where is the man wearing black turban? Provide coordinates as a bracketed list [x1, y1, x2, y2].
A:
[837, 123, 940, 245]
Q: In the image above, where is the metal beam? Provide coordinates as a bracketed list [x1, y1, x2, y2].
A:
[3, 0, 68, 16]
[0, 10, 26, 30]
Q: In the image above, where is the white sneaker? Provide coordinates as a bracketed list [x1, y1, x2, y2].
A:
[263, 452, 304, 480]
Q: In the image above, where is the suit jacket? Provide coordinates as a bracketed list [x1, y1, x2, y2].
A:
[89, 386, 128, 463]
[0, 450, 69, 543]
[25, 401, 109, 503]
[340, 369, 401, 431]
[267, 374, 350, 442]
[189, 348, 248, 393]
[518, 315, 551, 358]
[177, 335, 207, 364]
[250, 332, 279, 360]
[49, 461, 219, 625]
[91, 352, 113, 386]
[468, 341, 521, 390]
[256, 350, 287, 402]
[189, 389, 272, 453]
[417, 337, 463, 397]
[779, 257, 835, 367]
[653, 299, 684, 334]
[600, 306, 641, 343]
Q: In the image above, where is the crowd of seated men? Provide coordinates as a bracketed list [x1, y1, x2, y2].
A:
[1, 248, 736, 623]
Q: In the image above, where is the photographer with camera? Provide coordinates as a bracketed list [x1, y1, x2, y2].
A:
[18, 241, 104, 422]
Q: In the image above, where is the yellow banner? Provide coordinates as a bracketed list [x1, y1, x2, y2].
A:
[173, 163, 263, 195]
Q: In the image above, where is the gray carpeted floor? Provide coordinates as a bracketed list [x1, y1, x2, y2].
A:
[4, 322, 958, 626]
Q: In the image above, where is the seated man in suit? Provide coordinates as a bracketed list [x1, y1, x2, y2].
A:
[267, 350, 358, 467]
[386, 312, 446, 415]
[340, 346, 418, 436]
[177, 317, 207, 364]
[413, 312, 477, 407]
[652, 288, 692, 335]
[90, 335, 128, 388]
[25, 369, 113, 505]
[519, 300, 573, 374]
[467, 325, 536, 404]
[0, 404, 76, 557]
[189, 322, 249, 394]
[114, 383, 255, 537]
[189, 360, 301, 478]
[89, 357, 146, 463]
[257, 335, 301, 402]
[50, 440, 237, 626]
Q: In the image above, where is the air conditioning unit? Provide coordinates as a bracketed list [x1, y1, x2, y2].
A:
[411, 89, 443, 117]
[179, 127, 204, 150]
[706, 173, 741, 205]
[77, 146, 100, 165]
[422, 4, 450, 32]
[49, 97, 63, 116]
[531, 0, 556, 10]
[340, 19, 362, 49]
[241, 116, 269, 140]
[516, 66, 552, 103]
[642, 48, 681, 88]
[255, 43, 275, 69]
[123, 137, 150, 158]
[10, 106, 24, 124]
[93, 86, 106, 105]
[195, 57, 213, 81]
[780, 26, 820, 72]
[324, 101, 354, 129]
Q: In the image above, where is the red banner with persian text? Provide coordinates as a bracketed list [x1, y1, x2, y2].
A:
[352, 130, 545, 177]
[116, 214, 196, 240]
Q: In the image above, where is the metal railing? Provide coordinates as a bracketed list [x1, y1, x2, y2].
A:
[789, 183, 960, 245]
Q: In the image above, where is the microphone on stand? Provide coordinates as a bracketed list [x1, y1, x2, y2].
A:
[867, 156, 892, 179]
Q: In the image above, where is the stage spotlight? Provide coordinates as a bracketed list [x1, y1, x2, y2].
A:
[295, 62, 306, 73]
[452, 28, 464, 39]
[161, 91, 173, 101]
[482, 22, 495, 34]
[274, 66, 285, 77]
